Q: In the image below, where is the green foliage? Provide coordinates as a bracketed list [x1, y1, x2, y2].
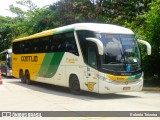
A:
[124, 0, 160, 84]
[9, 4, 26, 18]
[0, 0, 159, 84]
[140, 0, 160, 82]
[0, 26, 12, 51]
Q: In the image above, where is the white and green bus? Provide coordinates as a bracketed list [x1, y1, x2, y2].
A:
[12, 23, 151, 94]
[0, 49, 12, 77]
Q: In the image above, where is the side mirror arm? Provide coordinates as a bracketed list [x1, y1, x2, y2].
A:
[137, 39, 151, 55]
[86, 38, 104, 55]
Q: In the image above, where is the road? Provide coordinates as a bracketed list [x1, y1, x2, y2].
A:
[0, 77, 160, 120]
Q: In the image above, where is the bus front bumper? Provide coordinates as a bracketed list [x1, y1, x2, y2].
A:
[98, 79, 143, 94]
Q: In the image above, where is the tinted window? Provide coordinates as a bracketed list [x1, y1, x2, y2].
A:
[76, 30, 95, 61]
[87, 46, 97, 68]
[13, 32, 79, 56]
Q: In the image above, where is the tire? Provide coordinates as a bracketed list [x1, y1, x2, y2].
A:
[5, 69, 8, 77]
[19, 70, 25, 83]
[69, 75, 81, 95]
[25, 71, 32, 85]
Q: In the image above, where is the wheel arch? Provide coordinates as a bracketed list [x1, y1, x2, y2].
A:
[68, 73, 81, 88]
[68, 73, 82, 94]
[25, 69, 29, 74]
[19, 69, 24, 78]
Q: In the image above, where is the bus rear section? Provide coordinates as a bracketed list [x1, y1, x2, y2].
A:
[0, 49, 12, 77]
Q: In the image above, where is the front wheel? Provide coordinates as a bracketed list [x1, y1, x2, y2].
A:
[69, 75, 81, 95]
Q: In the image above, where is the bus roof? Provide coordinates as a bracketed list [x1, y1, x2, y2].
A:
[0, 49, 12, 54]
[13, 23, 134, 42]
[74, 23, 134, 34]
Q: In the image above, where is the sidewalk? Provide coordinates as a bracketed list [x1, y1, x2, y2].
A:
[143, 87, 160, 91]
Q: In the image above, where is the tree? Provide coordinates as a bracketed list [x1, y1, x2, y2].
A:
[0, 0, 39, 51]
[139, 0, 160, 83]
[91, 0, 152, 25]
[8, 0, 39, 37]
[124, 0, 160, 85]
[0, 25, 13, 51]
[16, 0, 37, 18]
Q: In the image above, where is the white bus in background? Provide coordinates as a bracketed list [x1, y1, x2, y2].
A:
[12, 23, 151, 94]
[0, 49, 12, 77]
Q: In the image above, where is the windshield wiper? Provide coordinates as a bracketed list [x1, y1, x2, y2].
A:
[108, 62, 119, 64]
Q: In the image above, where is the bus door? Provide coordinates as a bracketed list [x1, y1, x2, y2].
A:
[86, 45, 99, 93]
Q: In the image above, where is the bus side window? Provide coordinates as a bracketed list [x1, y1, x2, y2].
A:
[49, 35, 63, 52]
[24, 41, 31, 53]
[64, 32, 79, 56]
[87, 46, 97, 68]
[76, 30, 95, 60]
[45, 39, 51, 52]
[20, 42, 25, 54]
[50, 45, 55, 51]
[32, 39, 38, 53]
[65, 40, 78, 54]
[13, 42, 19, 54]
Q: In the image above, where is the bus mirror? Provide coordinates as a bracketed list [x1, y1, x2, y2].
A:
[86, 38, 104, 55]
[137, 39, 151, 55]
[6, 54, 9, 59]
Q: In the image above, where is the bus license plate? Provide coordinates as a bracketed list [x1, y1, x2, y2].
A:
[123, 87, 130, 91]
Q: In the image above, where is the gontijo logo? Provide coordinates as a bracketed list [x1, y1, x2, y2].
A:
[21, 56, 38, 62]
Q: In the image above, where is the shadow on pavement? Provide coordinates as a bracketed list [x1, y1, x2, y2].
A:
[5, 77, 140, 100]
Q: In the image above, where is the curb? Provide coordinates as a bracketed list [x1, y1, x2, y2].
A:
[143, 87, 160, 91]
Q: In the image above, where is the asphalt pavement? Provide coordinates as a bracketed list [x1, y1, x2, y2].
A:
[0, 77, 160, 120]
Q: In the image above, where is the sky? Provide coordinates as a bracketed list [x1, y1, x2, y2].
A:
[0, 0, 58, 17]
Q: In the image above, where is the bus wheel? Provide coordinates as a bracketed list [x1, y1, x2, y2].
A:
[25, 71, 32, 85]
[19, 70, 25, 83]
[69, 75, 81, 95]
[5, 70, 8, 77]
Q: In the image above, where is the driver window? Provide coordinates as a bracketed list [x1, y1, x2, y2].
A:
[87, 46, 97, 68]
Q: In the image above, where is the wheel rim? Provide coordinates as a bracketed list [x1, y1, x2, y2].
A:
[72, 80, 80, 91]
[26, 74, 29, 84]
[20, 71, 24, 82]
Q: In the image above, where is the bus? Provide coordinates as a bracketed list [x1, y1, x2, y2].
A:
[12, 23, 151, 94]
[0, 49, 12, 77]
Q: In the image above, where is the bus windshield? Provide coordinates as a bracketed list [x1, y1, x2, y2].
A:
[96, 33, 141, 72]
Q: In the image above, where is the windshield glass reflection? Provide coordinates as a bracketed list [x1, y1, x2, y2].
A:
[96, 33, 141, 72]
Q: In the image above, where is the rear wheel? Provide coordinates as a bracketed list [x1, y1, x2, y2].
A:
[19, 70, 25, 83]
[5, 69, 8, 77]
[69, 75, 81, 95]
[25, 71, 32, 85]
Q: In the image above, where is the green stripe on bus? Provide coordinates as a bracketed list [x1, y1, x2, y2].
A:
[38, 52, 64, 78]
[127, 73, 142, 81]
[38, 53, 54, 77]
[135, 73, 142, 79]
[53, 29, 74, 35]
